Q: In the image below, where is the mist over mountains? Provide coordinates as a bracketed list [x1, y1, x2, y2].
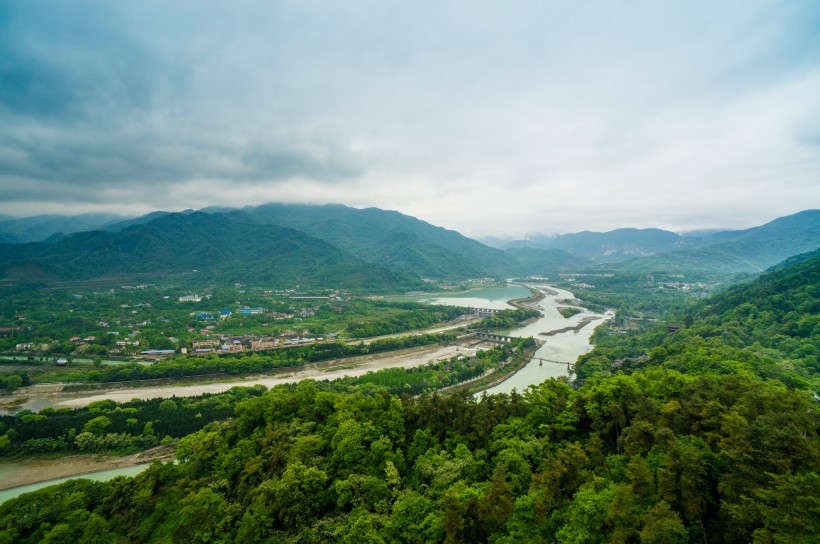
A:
[0, 213, 128, 244]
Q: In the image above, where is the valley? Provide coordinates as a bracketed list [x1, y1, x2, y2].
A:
[3, 3, 820, 539]
[0, 205, 816, 543]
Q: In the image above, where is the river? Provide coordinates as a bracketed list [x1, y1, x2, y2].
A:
[419, 282, 613, 394]
[417, 284, 533, 309]
[0, 463, 150, 504]
[1, 284, 607, 412]
[0, 283, 608, 500]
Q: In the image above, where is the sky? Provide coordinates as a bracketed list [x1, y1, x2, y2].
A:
[1, 1, 819, 238]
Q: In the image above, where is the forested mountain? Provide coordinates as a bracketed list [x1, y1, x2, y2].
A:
[0, 213, 127, 244]
[242, 203, 522, 279]
[610, 209, 820, 277]
[0, 212, 426, 291]
[0, 206, 816, 288]
[0, 204, 524, 285]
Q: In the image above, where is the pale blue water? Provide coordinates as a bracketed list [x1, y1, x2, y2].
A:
[417, 284, 532, 310]
[0, 463, 150, 504]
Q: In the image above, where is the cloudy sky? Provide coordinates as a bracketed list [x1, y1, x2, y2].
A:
[1, 1, 819, 238]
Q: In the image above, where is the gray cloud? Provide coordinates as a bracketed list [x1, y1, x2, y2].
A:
[1, 1, 819, 236]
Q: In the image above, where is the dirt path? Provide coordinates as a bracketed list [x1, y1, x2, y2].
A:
[0, 446, 174, 491]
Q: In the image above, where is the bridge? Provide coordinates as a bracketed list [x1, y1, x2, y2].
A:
[474, 332, 515, 343]
[531, 357, 574, 373]
[467, 307, 501, 317]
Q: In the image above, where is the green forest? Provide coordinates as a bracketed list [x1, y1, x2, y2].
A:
[1, 369, 815, 543]
[0, 253, 817, 543]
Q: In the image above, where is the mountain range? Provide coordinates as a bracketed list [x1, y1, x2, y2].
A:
[605, 210, 820, 276]
[0, 211, 426, 291]
[0, 205, 817, 288]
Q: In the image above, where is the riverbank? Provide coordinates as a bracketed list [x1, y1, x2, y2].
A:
[0, 445, 174, 491]
[0, 341, 474, 414]
[6, 343, 473, 411]
[351, 313, 482, 344]
[436, 340, 542, 396]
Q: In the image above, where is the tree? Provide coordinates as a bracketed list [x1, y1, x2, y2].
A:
[264, 461, 329, 527]
[78, 514, 115, 544]
[639, 501, 688, 544]
[82, 416, 111, 436]
[173, 488, 230, 544]
[555, 482, 615, 544]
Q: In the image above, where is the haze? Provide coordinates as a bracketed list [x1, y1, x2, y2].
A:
[1, 1, 819, 237]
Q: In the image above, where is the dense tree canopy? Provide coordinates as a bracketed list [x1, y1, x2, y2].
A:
[1, 369, 816, 543]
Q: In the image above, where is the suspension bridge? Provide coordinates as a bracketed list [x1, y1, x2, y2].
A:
[531, 357, 573, 373]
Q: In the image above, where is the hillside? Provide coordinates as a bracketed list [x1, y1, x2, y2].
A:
[0, 212, 426, 292]
[2, 346, 816, 542]
[578, 249, 820, 390]
[243, 203, 522, 279]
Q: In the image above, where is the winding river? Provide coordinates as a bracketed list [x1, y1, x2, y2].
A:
[420, 282, 613, 394]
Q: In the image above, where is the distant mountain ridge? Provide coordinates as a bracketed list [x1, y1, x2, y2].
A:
[0, 211, 427, 291]
[501, 228, 696, 263]
[490, 210, 819, 274]
[0, 205, 816, 288]
[608, 209, 820, 276]
[504, 247, 591, 274]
